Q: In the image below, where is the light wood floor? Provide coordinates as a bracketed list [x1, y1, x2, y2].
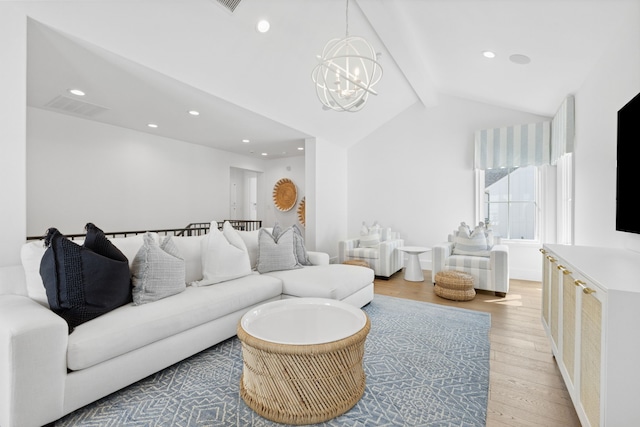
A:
[374, 271, 581, 427]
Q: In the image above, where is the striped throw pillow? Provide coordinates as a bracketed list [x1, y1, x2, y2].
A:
[452, 225, 490, 257]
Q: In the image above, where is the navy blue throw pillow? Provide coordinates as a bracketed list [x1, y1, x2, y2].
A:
[39, 223, 132, 333]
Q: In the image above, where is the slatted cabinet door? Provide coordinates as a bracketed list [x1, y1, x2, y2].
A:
[539, 249, 561, 356]
[578, 279, 604, 427]
[549, 254, 561, 351]
[540, 249, 551, 326]
[560, 265, 577, 386]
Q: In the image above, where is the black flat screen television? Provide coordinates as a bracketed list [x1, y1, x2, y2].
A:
[616, 91, 640, 234]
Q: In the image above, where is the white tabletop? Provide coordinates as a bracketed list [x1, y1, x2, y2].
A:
[397, 246, 430, 253]
[240, 298, 367, 345]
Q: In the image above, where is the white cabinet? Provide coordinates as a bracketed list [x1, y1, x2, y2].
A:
[540, 244, 640, 427]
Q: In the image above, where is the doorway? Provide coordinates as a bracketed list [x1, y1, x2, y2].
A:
[230, 167, 262, 220]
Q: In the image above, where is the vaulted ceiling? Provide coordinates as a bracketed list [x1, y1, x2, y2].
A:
[25, 0, 637, 159]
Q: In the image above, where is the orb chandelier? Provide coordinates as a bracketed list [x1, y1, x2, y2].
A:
[311, 0, 383, 112]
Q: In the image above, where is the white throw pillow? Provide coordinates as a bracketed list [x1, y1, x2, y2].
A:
[237, 229, 261, 270]
[452, 224, 489, 257]
[20, 240, 49, 307]
[110, 234, 159, 269]
[170, 234, 205, 284]
[359, 221, 381, 248]
[486, 228, 495, 247]
[192, 221, 252, 286]
[456, 222, 471, 238]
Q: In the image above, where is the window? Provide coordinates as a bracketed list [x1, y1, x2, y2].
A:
[480, 166, 538, 241]
[556, 153, 573, 244]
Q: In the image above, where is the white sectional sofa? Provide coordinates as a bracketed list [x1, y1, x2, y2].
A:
[0, 224, 374, 427]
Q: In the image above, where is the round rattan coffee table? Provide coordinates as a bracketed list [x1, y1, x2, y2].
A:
[237, 298, 370, 425]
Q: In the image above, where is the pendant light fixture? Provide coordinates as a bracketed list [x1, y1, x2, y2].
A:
[311, 0, 383, 112]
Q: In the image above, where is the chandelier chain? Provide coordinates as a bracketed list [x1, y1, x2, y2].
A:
[345, 0, 349, 37]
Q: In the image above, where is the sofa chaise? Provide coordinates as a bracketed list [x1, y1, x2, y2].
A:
[0, 222, 374, 427]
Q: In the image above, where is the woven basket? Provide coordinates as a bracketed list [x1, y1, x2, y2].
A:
[343, 259, 370, 268]
[237, 316, 371, 425]
[434, 270, 476, 301]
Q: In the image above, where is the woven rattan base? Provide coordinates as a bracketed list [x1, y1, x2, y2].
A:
[434, 270, 476, 301]
[343, 259, 370, 268]
[237, 316, 371, 425]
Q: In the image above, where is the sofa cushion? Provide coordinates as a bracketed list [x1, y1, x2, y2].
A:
[131, 233, 186, 305]
[446, 255, 491, 270]
[109, 234, 159, 269]
[264, 264, 374, 300]
[66, 273, 282, 371]
[39, 223, 132, 332]
[193, 221, 252, 286]
[257, 227, 302, 273]
[346, 247, 380, 260]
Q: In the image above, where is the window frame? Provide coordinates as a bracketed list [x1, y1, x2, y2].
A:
[475, 166, 543, 243]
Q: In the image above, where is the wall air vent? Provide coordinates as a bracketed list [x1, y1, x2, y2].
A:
[44, 95, 110, 117]
[215, 0, 241, 13]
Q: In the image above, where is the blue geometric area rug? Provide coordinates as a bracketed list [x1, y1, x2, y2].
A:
[55, 295, 491, 427]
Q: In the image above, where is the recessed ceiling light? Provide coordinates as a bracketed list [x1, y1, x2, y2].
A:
[482, 51, 496, 59]
[147, 123, 158, 128]
[261, 152, 268, 156]
[188, 110, 200, 116]
[242, 139, 250, 143]
[297, 147, 304, 151]
[509, 54, 531, 65]
[68, 89, 85, 96]
[256, 19, 270, 33]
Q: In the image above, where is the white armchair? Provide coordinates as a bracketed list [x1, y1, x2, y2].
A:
[431, 227, 509, 297]
[338, 232, 404, 279]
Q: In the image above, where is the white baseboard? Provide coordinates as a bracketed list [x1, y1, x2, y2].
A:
[509, 269, 541, 282]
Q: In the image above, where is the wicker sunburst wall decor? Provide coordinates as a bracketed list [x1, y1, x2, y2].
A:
[272, 178, 297, 212]
[297, 197, 306, 227]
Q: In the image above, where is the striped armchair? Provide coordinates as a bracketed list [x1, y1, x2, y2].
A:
[431, 231, 509, 297]
[338, 233, 404, 279]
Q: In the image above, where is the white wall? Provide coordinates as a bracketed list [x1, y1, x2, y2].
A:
[305, 138, 348, 259]
[573, 3, 640, 251]
[0, 8, 27, 267]
[262, 155, 306, 231]
[347, 95, 549, 279]
[27, 107, 269, 235]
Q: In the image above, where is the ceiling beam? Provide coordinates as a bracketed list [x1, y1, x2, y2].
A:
[357, 0, 438, 108]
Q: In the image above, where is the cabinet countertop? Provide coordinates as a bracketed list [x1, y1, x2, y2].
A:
[543, 244, 640, 293]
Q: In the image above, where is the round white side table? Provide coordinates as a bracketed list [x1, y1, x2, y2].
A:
[397, 246, 431, 282]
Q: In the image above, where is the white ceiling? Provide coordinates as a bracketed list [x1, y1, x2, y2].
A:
[25, 0, 637, 159]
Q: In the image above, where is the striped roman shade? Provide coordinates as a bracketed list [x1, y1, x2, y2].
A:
[551, 95, 575, 165]
[474, 121, 551, 170]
